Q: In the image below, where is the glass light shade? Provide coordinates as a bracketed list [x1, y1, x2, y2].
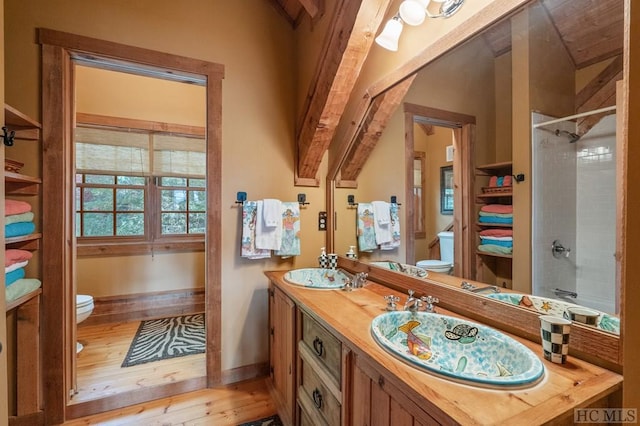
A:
[375, 18, 403, 51]
[399, 1, 426, 26]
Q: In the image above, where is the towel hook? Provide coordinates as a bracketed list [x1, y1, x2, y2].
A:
[297, 193, 310, 206]
[235, 191, 247, 205]
[347, 194, 358, 208]
[390, 196, 402, 206]
[2, 126, 16, 147]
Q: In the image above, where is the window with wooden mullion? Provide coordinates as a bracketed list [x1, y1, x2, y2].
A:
[155, 176, 206, 240]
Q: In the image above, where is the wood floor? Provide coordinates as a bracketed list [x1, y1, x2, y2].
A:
[74, 320, 206, 403]
[68, 321, 277, 424]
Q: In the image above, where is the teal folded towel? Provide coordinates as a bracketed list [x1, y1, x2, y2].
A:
[6, 267, 25, 286]
[480, 237, 513, 248]
[478, 216, 513, 224]
[5, 221, 36, 238]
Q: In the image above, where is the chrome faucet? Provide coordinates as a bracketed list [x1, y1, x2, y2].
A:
[460, 281, 500, 294]
[420, 295, 439, 313]
[404, 290, 422, 312]
[341, 270, 368, 291]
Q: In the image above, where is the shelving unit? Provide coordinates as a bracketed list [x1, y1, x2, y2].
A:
[474, 161, 513, 288]
[4, 104, 44, 424]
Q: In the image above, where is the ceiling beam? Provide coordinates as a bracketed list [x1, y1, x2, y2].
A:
[299, 0, 324, 20]
[576, 55, 622, 135]
[296, 0, 392, 183]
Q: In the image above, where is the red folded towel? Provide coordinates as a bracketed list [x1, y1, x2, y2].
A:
[479, 229, 513, 237]
[502, 175, 512, 187]
[5, 199, 32, 216]
[5, 249, 33, 267]
[480, 204, 513, 214]
[489, 176, 498, 187]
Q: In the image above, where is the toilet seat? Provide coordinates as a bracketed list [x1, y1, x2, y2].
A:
[76, 294, 93, 308]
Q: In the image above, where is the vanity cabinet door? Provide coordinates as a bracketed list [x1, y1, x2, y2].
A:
[351, 354, 441, 426]
[269, 284, 296, 425]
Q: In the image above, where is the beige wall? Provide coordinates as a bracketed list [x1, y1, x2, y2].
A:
[4, 0, 329, 371]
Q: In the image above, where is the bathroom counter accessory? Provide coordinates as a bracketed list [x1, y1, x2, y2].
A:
[266, 270, 622, 425]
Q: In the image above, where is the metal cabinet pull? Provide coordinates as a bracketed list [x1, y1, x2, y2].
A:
[312, 388, 323, 409]
[312, 336, 324, 357]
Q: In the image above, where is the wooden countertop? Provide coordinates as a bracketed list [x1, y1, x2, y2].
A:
[265, 270, 622, 425]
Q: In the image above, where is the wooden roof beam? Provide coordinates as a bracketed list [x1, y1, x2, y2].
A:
[576, 55, 622, 135]
[296, 0, 392, 184]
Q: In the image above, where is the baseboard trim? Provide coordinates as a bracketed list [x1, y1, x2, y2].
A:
[81, 288, 205, 326]
[221, 362, 269, 385]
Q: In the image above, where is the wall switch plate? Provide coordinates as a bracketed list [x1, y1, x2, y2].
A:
[318, 211, 327, 231]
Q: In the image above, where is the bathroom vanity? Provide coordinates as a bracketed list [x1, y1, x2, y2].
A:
[265, 269, 622, 425]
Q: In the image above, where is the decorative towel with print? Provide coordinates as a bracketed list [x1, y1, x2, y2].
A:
[357, 203, 377, 252]
[5, 211, 34, 225]
[255, 201, 283, 250]
[371, 201, 392, 245]
[5, 222, 36, 238]
[5, 199, 31, 216]
[380, 203, 401, 250]
[277, 202, 301, 257]
[241, 201, 270, 259]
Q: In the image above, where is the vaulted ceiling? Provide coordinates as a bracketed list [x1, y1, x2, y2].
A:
[269, 0, 624, 185]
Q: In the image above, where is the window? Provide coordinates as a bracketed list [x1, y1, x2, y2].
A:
[74, 122, 206, 253]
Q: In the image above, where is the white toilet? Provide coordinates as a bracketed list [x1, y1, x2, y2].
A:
[76, 294, 94, 353]
[417, 231, 454, 274]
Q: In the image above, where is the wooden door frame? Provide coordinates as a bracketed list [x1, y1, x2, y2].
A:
[403, 103, 475, 278]
[39, 29, 224, 423]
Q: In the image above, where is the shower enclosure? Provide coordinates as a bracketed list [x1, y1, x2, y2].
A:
[531, 111, 617, 314]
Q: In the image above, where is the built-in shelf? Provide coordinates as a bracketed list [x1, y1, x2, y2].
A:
[476, 192, 513, 200]
[6, 288, 41, 312]
[4, 103, 41, 141]
[476, 251, 513, 260]
[475, 161, 513, 175]
[5, 172, 42, 195]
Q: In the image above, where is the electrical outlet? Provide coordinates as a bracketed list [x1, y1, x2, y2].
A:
[318, 211, 327, 231]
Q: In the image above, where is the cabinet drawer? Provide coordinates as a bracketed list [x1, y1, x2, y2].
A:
[301, 312, 341, 385]
[299, 401, 325, 426]
[299, 359, 340, 426]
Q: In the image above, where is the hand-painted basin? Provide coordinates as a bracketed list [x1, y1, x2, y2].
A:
[485, 293, 620, 335]
[370, 261, 428, 278]
[371, 311, 544, 389]
[283, 268, 350, 289]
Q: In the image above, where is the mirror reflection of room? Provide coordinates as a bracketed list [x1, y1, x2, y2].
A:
[336, 0, 621, 330]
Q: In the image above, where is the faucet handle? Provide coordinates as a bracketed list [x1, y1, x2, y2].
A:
[384, 295, 400, 311]
[420, 295, 439, 313]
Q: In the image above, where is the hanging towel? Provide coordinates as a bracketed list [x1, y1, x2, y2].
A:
[372, 201, 392, 245]
[5, 211, 34, 226]
[5, 267, 25, 287]
[262, 199, 282, 228]
[5, 249, 33, 267]
[277, 202, 301, 257]
[241, 201, 271, 259]
[357, 203, 377, 252]
[380, 203, 401, 250]
[5, 199, 31, 216]
[5, 222, 36, 238]
[5, 260, 28, 274]
[255, 201, 282, 250]
[480, 204, 513, 214]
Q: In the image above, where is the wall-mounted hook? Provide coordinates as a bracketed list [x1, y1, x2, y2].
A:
[297, 193, 310, 206]
[512, 173, 525, 183]
[347, 194, 358, 208]
[390, 196, 402, 206]
[2, 127, 16, 147]
[235, 191, 247, 205]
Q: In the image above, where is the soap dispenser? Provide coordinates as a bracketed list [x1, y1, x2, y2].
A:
[318, 247, 328, 268]
[346, 246, 357, 259]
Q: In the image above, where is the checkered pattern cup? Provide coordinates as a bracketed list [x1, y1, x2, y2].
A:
[327, 253, 338, 270]
[539, 315, 571, 364]
[318, 255, 328, 269]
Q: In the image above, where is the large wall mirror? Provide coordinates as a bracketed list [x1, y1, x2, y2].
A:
[332, 0, 623, 350]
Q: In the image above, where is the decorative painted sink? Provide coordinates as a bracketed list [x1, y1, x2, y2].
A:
[370, 261, 428, 278]
[283, 268, 350, 289]
[485, 293, 620, 335]
[370, 311, 544, 389]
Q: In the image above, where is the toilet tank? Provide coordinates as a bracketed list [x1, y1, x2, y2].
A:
[438, 231, 454, 264]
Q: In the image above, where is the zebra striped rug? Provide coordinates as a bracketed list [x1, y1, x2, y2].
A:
[121, 313, 205, 368]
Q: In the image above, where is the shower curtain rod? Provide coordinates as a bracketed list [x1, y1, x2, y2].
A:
[532, 105, 617, 128]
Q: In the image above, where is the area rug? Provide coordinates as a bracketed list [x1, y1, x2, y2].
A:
[121, 313, 205, 367]
[239, 414, 283, 426]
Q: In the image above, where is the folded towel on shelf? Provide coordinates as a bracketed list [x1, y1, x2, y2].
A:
[5, 199, 32, 216]
[357, 203, 378, 252]
[480, 235, 513, 242]
[489, 176, 498, 187]
[5, 211, 34, 226]
[276, 202, 301, 257]
[502, 175, 512, 187]
[5, 260, 28, 274]
[478, 215, 513, 224]
[262, 199, 282, 228]
[380, 203, 401, 250]
[5, 221, 36, 238]
[6, 278, 41, 304]
[5, 249, 33, 267]
[255, 201, 282, 250]
[6, 267, 25, 287]
[241, 201, 271, 260]
[480, 237, 513, 248]
[479, 229, 513, 238]
[478, 211, 513, 218]
[480, 204, 513, 214]
[496, 176, 504, 186]
[371, 201, 392, 244]
[477, 244, 512, 255]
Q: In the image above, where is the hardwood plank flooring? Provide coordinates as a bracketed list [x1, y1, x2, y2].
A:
[63, 377, 277, 425]
[74, 320, 206, 404]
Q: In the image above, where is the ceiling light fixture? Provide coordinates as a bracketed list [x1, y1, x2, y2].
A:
[375, 0, 465, 51]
